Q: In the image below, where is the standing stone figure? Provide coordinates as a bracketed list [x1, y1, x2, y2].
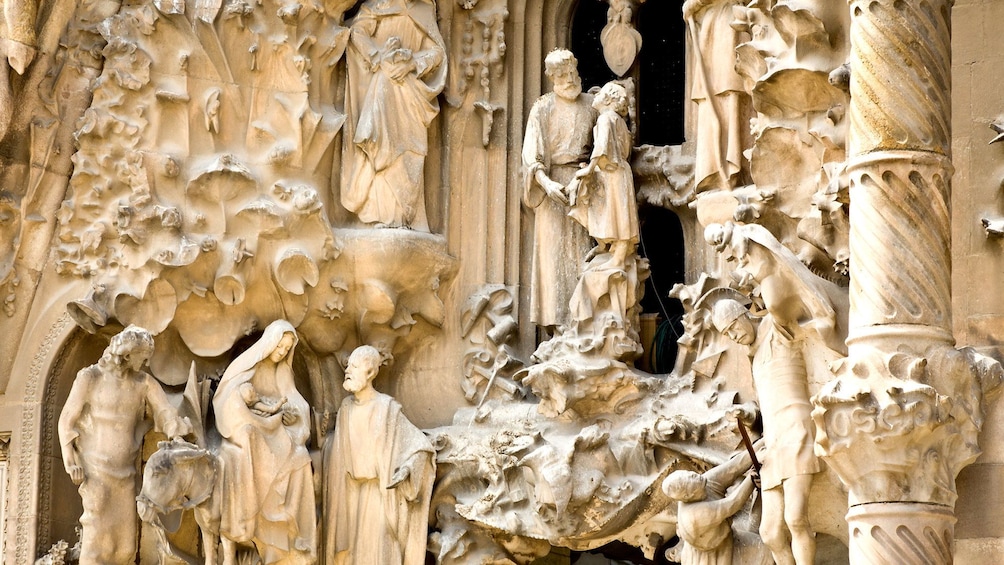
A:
[323, 345, 435, 565]
[663, 445, 760, 565]
[341, 0, 447, 231]
[58, 325, 191, 564]
[522, 49, 596, 332]
[569, 81, 639, 271]
[705, 222, 847, 565]
[684, 0, 748, 190]
[213, 320, 316, 564]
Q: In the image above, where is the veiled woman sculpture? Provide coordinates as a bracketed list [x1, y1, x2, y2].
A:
[213, 320, 317, 564]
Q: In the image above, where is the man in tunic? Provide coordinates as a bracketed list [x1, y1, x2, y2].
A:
[663, 445, 761, 565]
[323, 346, 436, 565]
[58, 325, 191, 564]
[522, 49, 596, 333]
[341, 0, 447, 231]
[569, 81, 639, 271]
[705, 222, 847, 565]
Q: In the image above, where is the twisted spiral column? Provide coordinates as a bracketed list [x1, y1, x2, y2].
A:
[813, 0, 975, 563]
[846, 0, 954, 342]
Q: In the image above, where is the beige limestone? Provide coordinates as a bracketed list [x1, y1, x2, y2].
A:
[3, 0, 1004, 563]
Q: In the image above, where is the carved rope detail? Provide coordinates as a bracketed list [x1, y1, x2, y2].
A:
[847, 152, 952, 333]
[848, 0, 952, 156]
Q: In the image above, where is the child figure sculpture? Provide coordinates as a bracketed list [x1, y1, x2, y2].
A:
[569, 81, 639, 271]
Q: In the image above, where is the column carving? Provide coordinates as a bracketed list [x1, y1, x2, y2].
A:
[812, 0, 1002, 563]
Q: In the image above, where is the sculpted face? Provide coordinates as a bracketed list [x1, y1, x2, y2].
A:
[269, 333, 295, 363]
[109, 339, 148, 373]
[343, 351, 379, 393]
[723, 315, 756, 346]
[550, 64, 582, 101]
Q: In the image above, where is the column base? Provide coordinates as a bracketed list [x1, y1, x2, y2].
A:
[847, 502, 955, 565]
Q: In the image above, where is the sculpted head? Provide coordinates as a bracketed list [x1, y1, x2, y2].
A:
[712, 299, 755, 346]
[663, 470, 707, 503]
[544, 49, 582, 101]
[594, 82, 629, 116]
[344, 345, 382, 394]
[105, 325, 155, 373]
[270, 332, 296, 363]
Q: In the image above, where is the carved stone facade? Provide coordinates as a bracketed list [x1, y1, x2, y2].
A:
[3, 0, 1004, 563]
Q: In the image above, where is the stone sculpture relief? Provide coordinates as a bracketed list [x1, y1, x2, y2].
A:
[705, 221, 847, 565]
[340, 0, 447, 231]
[0, 0, 35, 140]
[663, 443, 762, 565]
[49, 0, 456, 395]
[323, 345, 436, 565]
[460, 285, 525, 404]
[569, 81, 639, 273]
[451, 0, 508, 146]
[684, 0, 749, 191]
[139, 439, 222, 565]
[599, 0, 643, 77]
[213, 321, 316, 564]
[57, 326, 192, 564]
[727, 0, 851, 279]
[522, 48, 595, 333]
[4, 0, 1004, 562]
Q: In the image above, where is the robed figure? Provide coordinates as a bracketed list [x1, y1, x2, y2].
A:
[323, 346, 436, 565]
[685, 0, 749, 190]
[341, 0, 447, 230]
[522, 49, 596, 331]
[213, 320, 317, 564]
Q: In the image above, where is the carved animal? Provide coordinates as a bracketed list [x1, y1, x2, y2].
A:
[137, 439, 224, 565]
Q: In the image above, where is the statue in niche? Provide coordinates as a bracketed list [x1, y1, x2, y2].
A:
[522, 49, 596, 333]
[704, 222, 847, 565]
[684, 0, 748, 191]
[322, 345, 436, 565]
[569, 80, 639, 272]
[341, 0, 448, 231]
[663, 443, 761, 565]
[213, 320, 316, 564]
[57, 325, 192, 564]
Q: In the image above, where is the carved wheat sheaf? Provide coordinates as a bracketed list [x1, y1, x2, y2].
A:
[848, 154, 952, 329]
[849, 0, 952, 155]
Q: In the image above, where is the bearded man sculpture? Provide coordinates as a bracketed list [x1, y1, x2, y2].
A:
[323, 345, 435, 565]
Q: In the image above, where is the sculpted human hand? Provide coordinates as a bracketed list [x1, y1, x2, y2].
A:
[386, 58, 417, 82]
[387, 464, 411, 489]
[543, 178, 569, 205]
[67, 463, 84, 485]
[282, 405, 299, 426]
[64, 448, 85, 485]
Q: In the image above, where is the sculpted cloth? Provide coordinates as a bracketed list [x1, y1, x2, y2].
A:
[323, 392, 435, 565]
[690, 0, 747, 190]
[213, 320, 316, 564]
[522, 92, 596, 327]
[569, 108, 639, 244]
[58, 366, 188, 564]
[341, 0, 447, 229]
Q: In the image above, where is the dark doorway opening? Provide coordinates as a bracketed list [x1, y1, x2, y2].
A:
[638, 205, 686, 374]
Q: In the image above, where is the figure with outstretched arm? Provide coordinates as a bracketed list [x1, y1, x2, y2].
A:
[663, 440, 764, 565]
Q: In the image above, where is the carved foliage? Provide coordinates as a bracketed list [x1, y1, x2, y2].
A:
[812, 343, 1002, 506]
